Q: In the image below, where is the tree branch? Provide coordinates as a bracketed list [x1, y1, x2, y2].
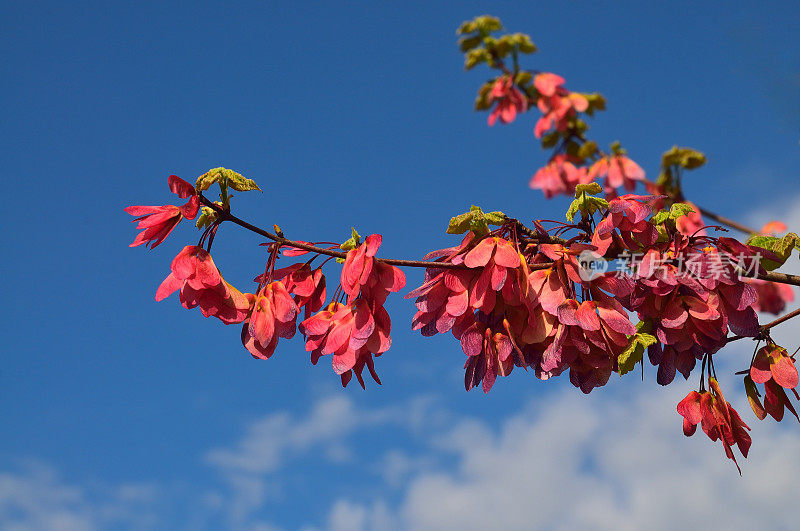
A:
[756, 270, 800, 288]
[727, 306, 800, 343]
[697, 205, 760, 235]
[199, 195, 556, 271]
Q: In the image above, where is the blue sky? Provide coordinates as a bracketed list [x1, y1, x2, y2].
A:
[2, 1, 800, 529]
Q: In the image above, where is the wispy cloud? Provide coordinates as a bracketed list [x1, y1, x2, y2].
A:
[0, 461, 161, 530]
[202, 394, 445, 528]
[304, 193, 800, 531]
[318, 383, 800, 531]
[5, 196, 800, 530]
[3, 380, 799, 530]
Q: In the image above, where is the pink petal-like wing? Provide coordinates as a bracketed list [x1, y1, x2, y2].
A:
[367, 328, 392, 354]
[351, 303, 376, 342]
[460, 326, 483, 357]
[685, 296, 720, 321]
[270, 282, 298, 323]
[761, 221, 787, 235]
[494, 334, 513, 362]
[499, 101, 516, 124]
[469, 265, 493, 310]
[490, 264, 507, 291]
[556, 299, 580, 326]
[125, 205, 169, 217]
[588, 158, 608, 181]
[597, 305, 636, 335]
[727, 307, 759, 337]
[405, 275, 441, 300]
[192, 252, 223, 289]
[661, 299, 688, 329]
[487, 109, 499, 126]
[492, 241, 520, 268]
[621, 157, 645, 181]
[332, 348, 357, 375]
[772, 355, 799, 389]
[168, 175, 196, 198]
[533, 114, 553, 139]
[324, 315, 353, 355]
[445, 270, 474, 292]
[606, 158, 624, 189]
[764, 380, 785, 422]
[364, 234, 383, 257]
[575, 302, 601, 331]
[358, 256, 374, 288]
[179, 195, 200, 219]
[463, 238, 496, 268]
[533, 72, 565, 97]
[385, 264, 406, 292]
[446, 290, 469, 317]
[171, 246, 200, 280]
[155, 273, 182, 301]
[341, 246, 365, 296]
[275, 317, 297, 340]
[242, 321, 278, 360]
[482, 362, 497, 393]
[248, 299, 275, 347]
[300, 310, 333, 337]
[282, 242, 313, 257]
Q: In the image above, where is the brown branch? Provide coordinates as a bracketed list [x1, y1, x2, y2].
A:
[761, 306, 800, 332]
[200, 196, 800, 344]
[727, 306, 800, 343]
[202, 196, 800, 286]
[643, 173, 760, 235]
[198, 195, 555, 271]
[696, 206, 760, 235]
[756, 270, 800, 287]
[505, 216, 567, 245]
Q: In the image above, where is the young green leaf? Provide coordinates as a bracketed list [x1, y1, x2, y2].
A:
[195, 206, 218, 230]
[618, 332, 657, 376]
[447, 206, 506, 235]
[746, 232, 800, 271]
[744, 375, 767, 420]
[195, 167, 261, 193]
[340, 227, 362, 251]
[574, 182, 602, 198]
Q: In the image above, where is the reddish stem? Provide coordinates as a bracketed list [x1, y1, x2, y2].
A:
[696, 206, 760, 235]
[727, 306, 800, 343]
[198, 195, 555, 271]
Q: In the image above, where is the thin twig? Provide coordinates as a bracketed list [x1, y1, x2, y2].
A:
[757, 270, 800, 287]
[761, 306, 800, 331]
[727, 306, 800, 343]
[696, 206, 760, 235]
[504, 216, 567, 244]
[637, 175, 760, 235]
[199, 195, 555, 270]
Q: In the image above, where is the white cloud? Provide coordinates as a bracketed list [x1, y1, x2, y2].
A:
[3, 382, 798, 531]
[746, 192, 800, 348]
[204, 394, 443, 476]
[0, 462, 160, 530]
[311, 192, 800, 531]
[0, 395, 447, 531]
[5, 196, 800, 531]
[202, 393, 446, 529]
[205, 396, 358, 475]
[746, 191, 800, 254]
[319, 383, 800, 531]
[374, 450, 437, 488]
[202, 395, 374, 527]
